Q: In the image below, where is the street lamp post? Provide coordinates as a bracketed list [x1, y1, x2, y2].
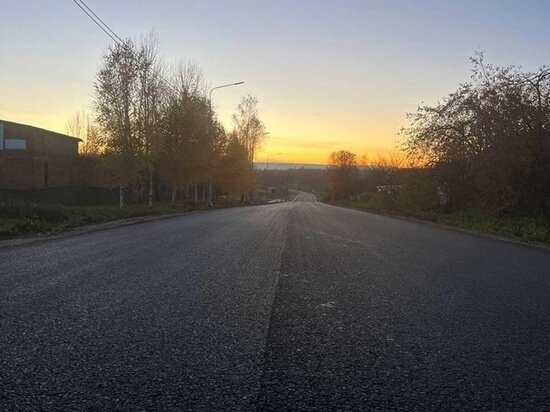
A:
[207, 81, 244, 206]
[266, 152, 282, 203]
[209, 82, 244, 109]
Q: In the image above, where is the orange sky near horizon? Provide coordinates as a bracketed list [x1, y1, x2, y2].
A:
[2, 82, 408, 165]
[3, 105, 405, 165]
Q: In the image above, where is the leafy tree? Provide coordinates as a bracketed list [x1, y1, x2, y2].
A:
[326, 150, 359, 200]
[94, 36, 169, 208]
[94, 39, 145, 208]
[216, 132, 250, 200]
[402, 54, 550, 214]
[157, 62, 218, 203]
[136, 35, 167, 208]
[92, 36, 267, 207]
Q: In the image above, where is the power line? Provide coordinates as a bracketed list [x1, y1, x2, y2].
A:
[73, 0, 120, 45]
[73, 0, 181, 95]
[75, 0, 124, 45]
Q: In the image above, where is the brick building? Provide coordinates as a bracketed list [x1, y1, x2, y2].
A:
[0, 120, 82, 189]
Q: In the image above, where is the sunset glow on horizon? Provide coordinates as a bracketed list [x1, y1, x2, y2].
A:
[2, 0, 549, 164]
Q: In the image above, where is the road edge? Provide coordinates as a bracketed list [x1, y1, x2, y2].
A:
[328, 202, 550, 253]
[0, 210, 202, 250]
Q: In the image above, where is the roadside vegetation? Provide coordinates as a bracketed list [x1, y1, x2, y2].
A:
[326, 54, 550, 245]
[0, 201, 228, 240]
[69, 33, 267, 209]
[1, 33, 273, 240]
[336, 197, 550, 244]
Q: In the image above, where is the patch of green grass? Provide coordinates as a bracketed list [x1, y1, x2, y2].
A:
[66, 202, 193, 225]
[0, 201, 230, 240]
[0, 201, 69, 222]
[333, 199, 550, 245]
[0, 218, 54, 238]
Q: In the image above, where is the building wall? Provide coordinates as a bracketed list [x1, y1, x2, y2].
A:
[0, 120, 81, 190]
[1, 120, 79, 157]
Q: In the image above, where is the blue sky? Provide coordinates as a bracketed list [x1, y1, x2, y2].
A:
[1, 0, 549, 162]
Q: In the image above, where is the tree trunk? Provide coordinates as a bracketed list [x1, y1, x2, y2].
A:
[171, 185, 177, 203]
[148, 167, 154, 208]
[194, 184, 198, 205]
[208, 176, 213, 207]
[119, 186, 125, 209]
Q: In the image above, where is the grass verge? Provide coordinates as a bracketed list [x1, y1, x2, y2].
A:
[0, 201, 222, 240]
[332, 199, 550, 246]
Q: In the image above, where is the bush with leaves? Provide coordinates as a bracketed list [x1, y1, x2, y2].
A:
[402, 53, 550, 215]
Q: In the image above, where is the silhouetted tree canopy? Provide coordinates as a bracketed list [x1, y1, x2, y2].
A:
[326, 150, 359, 200]
[402, 53, 550, 214]
[90, 36, 267, 207]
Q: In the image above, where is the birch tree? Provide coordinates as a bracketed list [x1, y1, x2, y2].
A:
[232, 94, 266, 164]
[94, 40, 143, 208]
[232, 94, 267, 200]
[136, 35, 166, 208]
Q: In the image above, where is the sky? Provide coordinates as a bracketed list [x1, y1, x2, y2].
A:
[1, 0, 550, 164]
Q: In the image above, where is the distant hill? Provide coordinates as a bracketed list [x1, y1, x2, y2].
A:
[254, 162, 326, 170]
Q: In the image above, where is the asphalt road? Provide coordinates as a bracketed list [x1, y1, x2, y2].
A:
[1, 196, 549, 411]
[292, 192, 317, 202]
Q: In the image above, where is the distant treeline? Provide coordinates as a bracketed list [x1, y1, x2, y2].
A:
[257, 168, 326, 194]
[327, 54, 550, 217]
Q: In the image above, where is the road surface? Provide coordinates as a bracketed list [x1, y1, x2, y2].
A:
[292, 191, 317, 202]
[1, 196, 549, 410]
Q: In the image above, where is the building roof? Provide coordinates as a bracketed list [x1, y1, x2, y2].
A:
[0, 119, 83, 142]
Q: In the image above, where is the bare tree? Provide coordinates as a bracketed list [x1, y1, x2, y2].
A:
[232, 94, 267, 200]
[232, 94, 266, 164]
[66, 110, 103, 155]
[65, 109, 88, 141]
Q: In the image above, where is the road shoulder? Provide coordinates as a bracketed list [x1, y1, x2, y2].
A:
[328, 202, 550, 253]
[0, 211, 198, 250]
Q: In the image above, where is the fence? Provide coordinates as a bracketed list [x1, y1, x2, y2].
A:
[0, 186, 133, 206]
